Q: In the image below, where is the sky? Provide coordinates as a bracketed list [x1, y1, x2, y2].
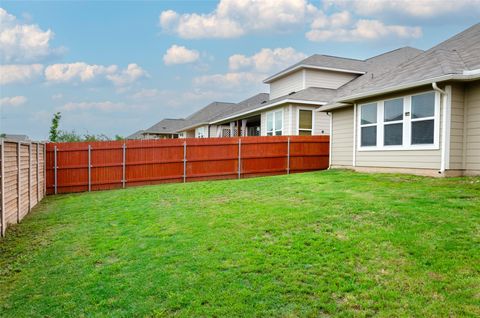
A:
[1, 0, 479, 140]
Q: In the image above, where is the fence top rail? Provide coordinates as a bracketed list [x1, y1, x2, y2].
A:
[0, 138, 46, 145]
[46, 135, 329, 150]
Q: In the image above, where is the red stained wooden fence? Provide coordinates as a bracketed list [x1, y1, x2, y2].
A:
[46, 136, 329, 194]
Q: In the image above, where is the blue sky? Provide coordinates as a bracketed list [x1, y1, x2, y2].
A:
[1, 0, 479, 140]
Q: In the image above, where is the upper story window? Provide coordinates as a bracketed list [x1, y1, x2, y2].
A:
[298, 109, 313, 135]
[358, 91, 439, 151]
[266, 110, 283, 136]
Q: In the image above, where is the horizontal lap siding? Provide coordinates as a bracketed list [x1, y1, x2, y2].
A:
[465, 81, 480, 173]
[305, 69, 358, 90]
[331, 107, 353, 166]
[270, 70, 303, 99]
[46, 136, 330, 194]
[449, 84, 465, 170]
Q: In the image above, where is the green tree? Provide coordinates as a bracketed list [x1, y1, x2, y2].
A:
[115, 134, 124, 141]
[49, 112, 62, 142]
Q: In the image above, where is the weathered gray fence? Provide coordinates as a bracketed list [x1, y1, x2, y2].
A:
[0, 139, 46, 236]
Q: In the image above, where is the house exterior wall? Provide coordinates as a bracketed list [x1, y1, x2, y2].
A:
[330, 107, 354, 167]
[305, 69, 358, 90]
[449, 83, 465, 170]
[269, 70, 304, 99]
[464, 81, 480, 175]
[354, 87, 443, 170]
[330, 85, 448, 172]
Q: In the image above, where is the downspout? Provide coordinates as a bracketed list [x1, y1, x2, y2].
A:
[352, 103, 357, 168]
[327, 112, 332, 169]
[208, 124, 211, 138]
[432, 82, 448, 174]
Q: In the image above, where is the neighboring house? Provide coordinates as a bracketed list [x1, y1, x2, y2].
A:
[0, 134, 30, 141]
[318, 23, 480, 177]
[126, 130, 145, 140]
[176, 101, 237, 138]
[127, 119, 185, 139]
[142, 119, 185, 139]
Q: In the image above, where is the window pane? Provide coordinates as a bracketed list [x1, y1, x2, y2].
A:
[361, 126, 377, 146]
[299, 110, 313, 129]
[299, 130, 312, 136]
[267, 132, 273, 136]
[266, 112, 273, 132]
[275, 111, 283, 130]
[275, 130, 282, 136]
[361, 103, 377, 125]
[412, 92, 435, 118]
[412, 120, 434, 144]
[384, 123, 403, 146]
[384, 98, 403, 122]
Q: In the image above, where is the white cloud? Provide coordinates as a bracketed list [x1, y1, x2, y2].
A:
[60, 101, 128, 112]
[307, 19, 422, 42]
[44, 62, 147, 86]
[106, 63, 148, 86]
[44, 62, 117, 82]
[0, 8, 61, 63]
[193, 72, 265, 90]
[0, 64, 44, 85]
[159, 0, 316, 39]
[163, 45, 200, 65]
[325, 0, 480, 19]
[0, 95, 27, 107]
[51, 93, 63, 100]
[131, 88, 160, 100]
[229, 47, 306, 73]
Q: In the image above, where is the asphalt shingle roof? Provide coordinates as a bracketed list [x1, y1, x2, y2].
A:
[333, 23, 480, 102]
[143, 118, 186, 134]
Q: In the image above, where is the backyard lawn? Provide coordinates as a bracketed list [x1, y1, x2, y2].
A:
[0, 170, 479, 317]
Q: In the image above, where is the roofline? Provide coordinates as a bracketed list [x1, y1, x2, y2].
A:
[263, 64, 366, 83]
[176, 122, 210, 133]
[318, 73, 480, 112]
[210, 99, 327, 124]
[143, 130, 179, 135]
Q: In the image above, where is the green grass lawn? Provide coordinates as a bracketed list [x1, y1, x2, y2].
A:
[1, 170, 479, 317]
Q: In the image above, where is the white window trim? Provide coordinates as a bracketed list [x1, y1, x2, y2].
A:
[296, 107, 315, 135]
[266, 109, 284, 136]
[357, 91, 440, 151]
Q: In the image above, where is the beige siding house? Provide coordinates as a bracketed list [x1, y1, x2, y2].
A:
[321, 23, 480, 177]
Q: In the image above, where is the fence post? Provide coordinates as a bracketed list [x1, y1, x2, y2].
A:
[17, 142, 21, 223]
[183, 142, 187, 183]
[238, 138, 242, 179]
[287, 137, 290, 175]
[37, 143, 40, 202]
[122, 143, 126, 189]
[1, 139, 5, 236]
[43, 144, 46, 197]
[88, 145, 92, 192]
[28, 142, 31, 212]
[54, 145, 58, 195]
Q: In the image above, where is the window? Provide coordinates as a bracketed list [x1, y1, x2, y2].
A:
[360, 103, 377, 147]
[195, 127, 206, 138]
[411, 92, 435, 144]
[383, 98, 403, 146]
[266, 110, 283, 136]
[298, 109, 313, 135]
[358, 91, 439, 151]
